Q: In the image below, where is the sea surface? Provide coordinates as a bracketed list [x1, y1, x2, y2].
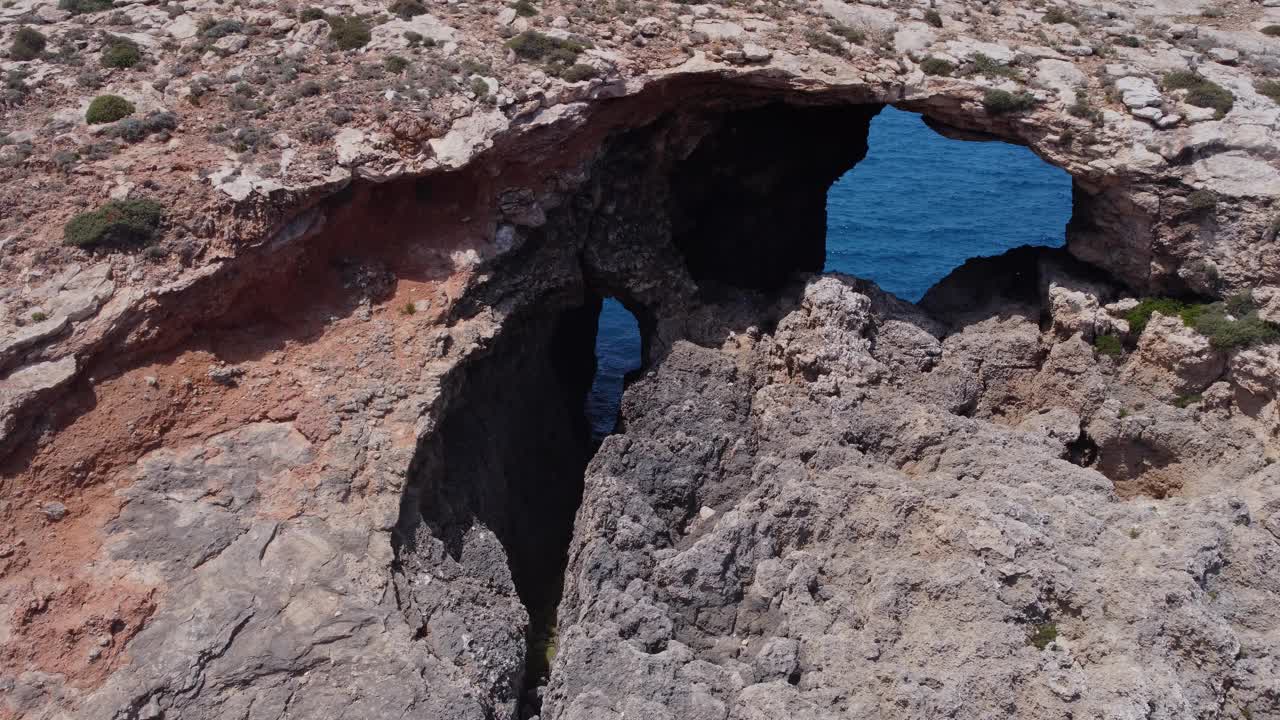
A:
[585, 107, 1072, 439]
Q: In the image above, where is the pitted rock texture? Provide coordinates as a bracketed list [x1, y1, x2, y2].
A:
[545, 274, 1280, 720]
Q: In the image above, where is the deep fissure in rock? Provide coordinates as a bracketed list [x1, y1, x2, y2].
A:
[389, 93, 1116, 720]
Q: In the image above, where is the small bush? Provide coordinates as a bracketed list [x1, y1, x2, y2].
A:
[101, 35, 142, 69]
[1094, 334, 1123, 356]
[58, 0, 114, 14]
[971, 52, 1021, 79]
[31, 311, 48, 322]
[201, 19, 244, 39]
[1029, 623, 1058, 650]
[63, 198, 164, 250]
[983, 88, 1037, 114]
[1173, 393, 1203, 408]
[1163, 71, 1234, 117]
[1116, 35, 1141, 47]
[327, 15, 371, 50]
[1041, 6, 1076, 25]
[558, 63, 597, 82]
[389, 0, 426, 19]
[920, 57, 954, 76]
[829, 23, 865, 45]
[923, 8, 943, 27]
[105, 109, 177, 142]
[11, 27, 47, 61]
[1262, 25, 1280, 36]
[513, 0, 537, 17]
[468, 76, 490, 96]
[1187, 300, 1280, 349]
[507, 30, 586, 72]
[299, 6, 326, 22]
[1255, 79, 1280, 104]
[1067, 89, 1102, 124]
[85, 93, 135, 124]
[384, 55, 409, 73]
[804, 29, 845, 55]
[1186, 189, 1218, 212]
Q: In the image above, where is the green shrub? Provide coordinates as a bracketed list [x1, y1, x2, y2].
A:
[1128, 294, 1280, 349]
[983, 88, 1037, 114]
[1126, 297, 1190, 334]
[58, 0, 114, 14]
[512, 0, 537, 17]
[63, 198, 164, 249]
[1186, 189, 1218, 212]
[1187, 301, 1280, 349]
[971, 52, 1021, 79]
[384, 55, 409, 73]
[31, 311, 48, 322]
[804, 29, 846, 55]
[558, 63, 597, 82]
[1263, 25, 1280, 36]
[11, 26, 47, 61]
[829, 23, 864, 44]
[507, 30, 586, 72]
[101, 35, 141, 68]
[299, 6, 326, 22]
[1255, 79, 1280, 104]
[468, 76, 490, 96]
[924, 8, 943, 27]
[200, 19, 244, 39]
[327, 15, 371, 50]
[920, 57, 954, 76]
[1029, 623, 1058, 650]
[389, 0, 426, 19]
[1041, 6, 1076, 25]
[1094, 334, 1123, 356]
[1163, 71, 1234, 117]
[85, 93, 135, 124]
[1116, 34, 1141, 47]
[1173, 393, 1203, 408]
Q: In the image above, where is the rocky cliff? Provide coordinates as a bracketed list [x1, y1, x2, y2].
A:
[2, 0, 1280, 717]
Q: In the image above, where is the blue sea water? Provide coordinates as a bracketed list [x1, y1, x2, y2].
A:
[585, 107, 1072, 439]
[826, 107, 1072, 301]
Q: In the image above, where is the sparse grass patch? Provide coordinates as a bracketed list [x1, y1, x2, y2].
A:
[1094, 334, 1123, 356]
[30, 311, 47, 322]
[11, 27, 47, 61]
[971, 52, 1021, 79]
[1029, 623, 1058, 650]
[983, 88, 1037, 114]
[400, 301, 416, 315]
[829, 23, 865, 45]
[85, 93, 135, 124]
[101, 35, 142, 69]
[327, 15, 371, 50]
[920, 56, 954, 76]
[1163, 71, 1234, 117]
[1173, 393, 1203, 408]
[63, 198, 164, 250]
[1255, 79, 1280, 104]
[1067, 89, 1102, 125]
[804, 28, 846, 55]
